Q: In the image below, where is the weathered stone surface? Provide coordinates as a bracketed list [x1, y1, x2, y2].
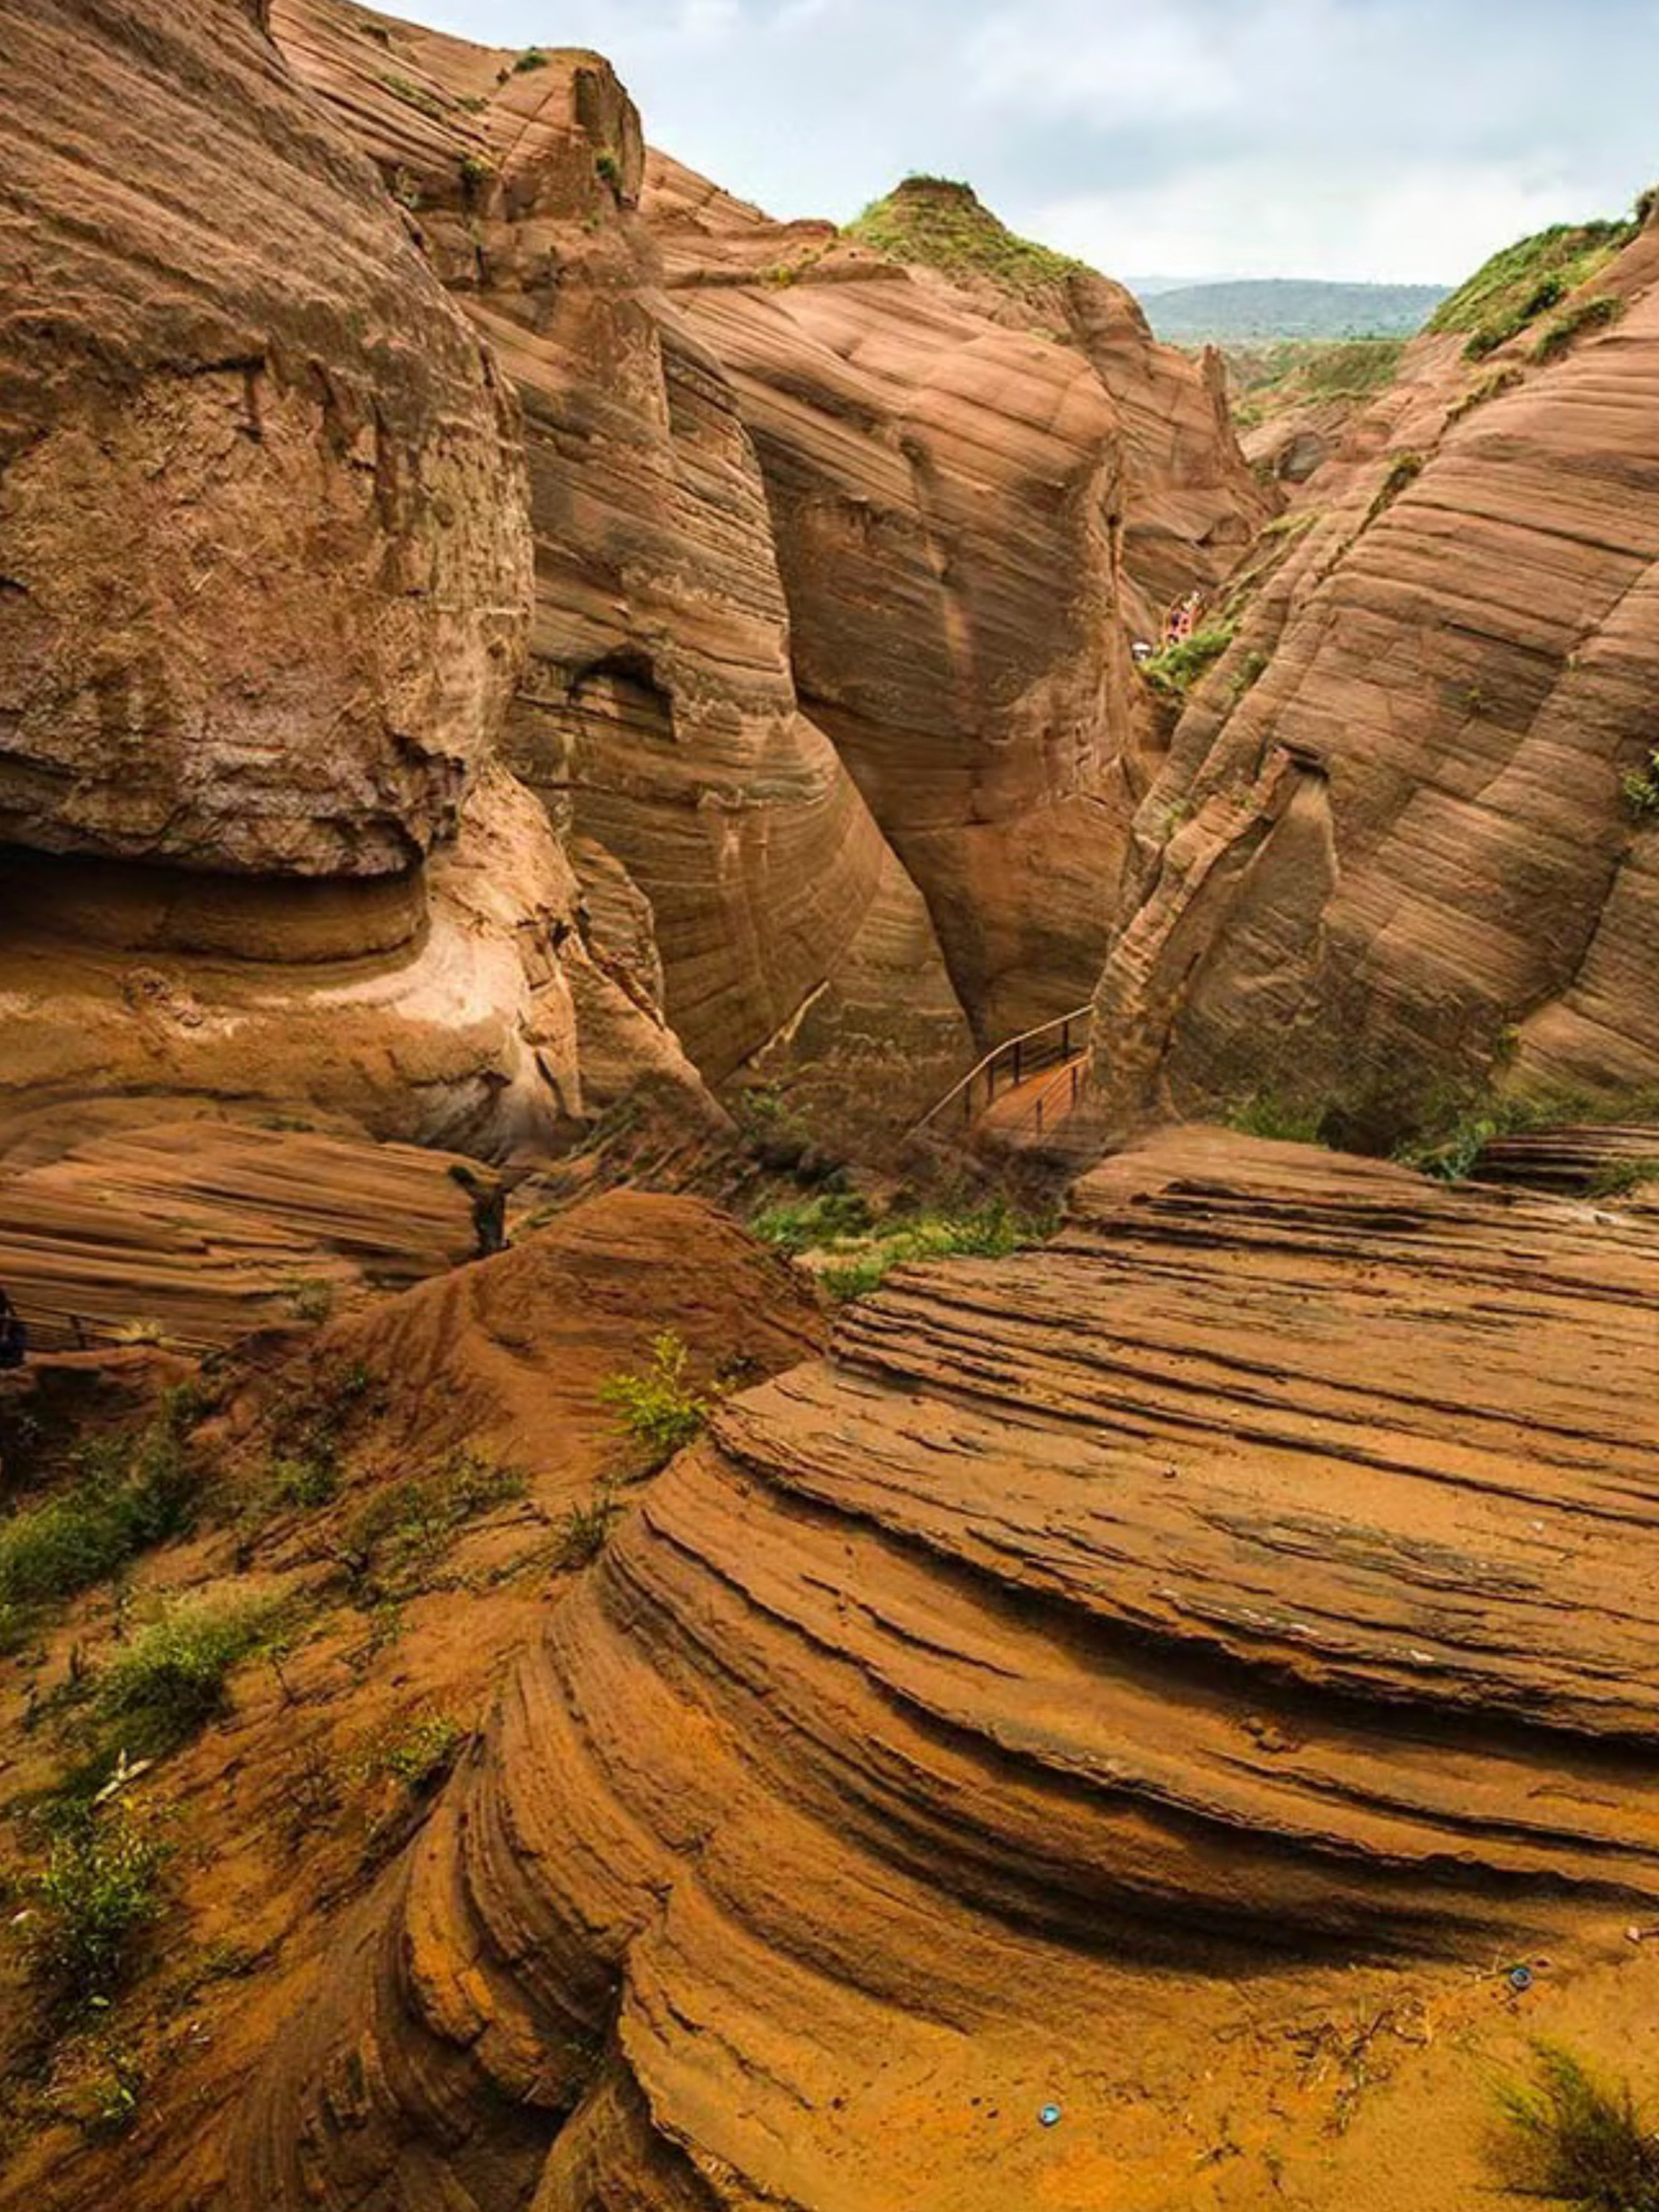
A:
[1093, 216, 1659, 1138]
[272, 1, 976, 1139]
[210, 1128, 1659, 2211]
[0, 0, 530, 878]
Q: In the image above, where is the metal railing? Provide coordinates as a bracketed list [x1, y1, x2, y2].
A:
[908, 1004, 1093, 1140]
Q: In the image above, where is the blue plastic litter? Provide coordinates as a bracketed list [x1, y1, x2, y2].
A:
[1039, 2104, 1063, 2129]
[1509, 1965, 1535, 1994]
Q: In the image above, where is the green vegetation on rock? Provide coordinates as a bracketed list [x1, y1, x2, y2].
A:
[1141, 622, 1238, 700]
[1427, 211, 1644, 359]
[844, 176, 1086, 308]
[1492, 2044, 1659, 2210]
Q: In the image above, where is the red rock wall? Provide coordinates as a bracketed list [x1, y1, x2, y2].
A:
[1094, 219, 1659, 1138]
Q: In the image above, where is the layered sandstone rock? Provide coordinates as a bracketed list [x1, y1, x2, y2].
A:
[1093, 214, 1659, 1140]
[271, 0, 976, 1139]
[642, 159, 1153, 1036]
[208, 1128, 1659, 2211]
[0, 0, 710, 1151]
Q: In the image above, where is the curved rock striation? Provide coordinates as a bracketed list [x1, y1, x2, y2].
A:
[271, 0, 975, 1138]
[0, 0, 714, 1152]
[1093, 214, 1659, 1140]
[225, 1128, 1659, 2210]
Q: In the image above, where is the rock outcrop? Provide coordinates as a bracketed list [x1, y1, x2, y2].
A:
[0, 0, 711, 1156]
[206, 1127, 1659, 2211]
[1093, 211, 1659, 1141]
[270, 0, 977, 1138]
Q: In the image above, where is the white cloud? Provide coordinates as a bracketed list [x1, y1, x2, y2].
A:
[1030, 157, 1593, 285]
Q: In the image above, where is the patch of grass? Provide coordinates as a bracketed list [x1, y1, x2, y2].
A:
[1141, 622, 1239, 701]
[553, 1490, 621, 1569]
[459, 151, 495, 196]
[90, 1597, 277, 1762]
[281, 1276, 334, 1326]
[333, 1452, 526, 1595]
[594, 150, 622, 190]
[1391, 1085, 1659, 1183]
[599, 1333, 714, 1471]
[381, 72, 447, 122]
[1448, 364, 1525, 423]
[844, 176, 1086, 310]
[1365, 450, 1424, 523]
[1226, 1095, 1331, 1145]
[1586, 1157, 1659, 1201]
[818, 1201, 1053, 1304]
[17, 1799, 172, 2010]
[380, 1711, 465, 1793]
[0, 1389, 202, 1628]
[1625, 748, 1659, 820]
[751, 1190, 873, 1254]
[1429, 213, 1641, 355]
[1229, 648, 1270, 703]
[1533, 293, 1625, 363]
[1492, 2044, 1659, 2209]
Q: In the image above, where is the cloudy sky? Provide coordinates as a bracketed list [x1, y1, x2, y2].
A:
[413, 0, 1659, 283]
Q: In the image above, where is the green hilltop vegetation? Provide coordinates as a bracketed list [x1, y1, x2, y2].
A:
[1425, 197, 1652, 358]
[1146, 280, 1446, 343]
[843, 175, 1088, 309]
[1226, 337, 1407, 432]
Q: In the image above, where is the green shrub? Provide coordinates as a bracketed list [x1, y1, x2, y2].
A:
[20, 1801, 171, 2006]
[336, 1453, 525, 1592]
[382, 73, 446, 121]
[459, 152, 496, 199]
[1492, 2045, 1659, 2209]
[1141, 623, 1239, 700]
[513, 46, 549, 72]
[751, 1190, 873, 1253]
[818, 1201, 1051, 1303]
[92, 1597, 275, 1759]
[0, 1392, 201, 1615]
[594, 151, 622, 189]
[1587, 1157, 1659, 1200]
[599, 1333, 713, 1470]
[1365, 450, 1424, 523]
[282, 1276, 334, 1326]
[1447, 364, 1525, 423]
[553, 1491, 622, 1569]
[1625, 748, 1659, 818]
[1533, 293, 1625, 363]
[381, 1711, 465, 1792]
[1225, 1095, 1330, 1145]
[1431, 218, 1637, 348]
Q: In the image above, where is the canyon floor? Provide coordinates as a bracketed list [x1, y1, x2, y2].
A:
[3, 1123, 1657, 2209]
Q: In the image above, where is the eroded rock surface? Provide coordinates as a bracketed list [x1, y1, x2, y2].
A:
[215, 1129, 1659, 2210]
[271, 0, 976, 1136]
[1094, 214, 1659, 1138]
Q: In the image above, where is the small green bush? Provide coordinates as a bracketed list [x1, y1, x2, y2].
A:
[92, 1598, 276, 1760]
[594, 150, 622, 189]
[1141, 623, 1239, 700]
[513, 47, 549, 72]
[0, 1391, 201, 1615]
[336, 1453, 525, 1592]
[21, 1801, 171, 2006]
[382, 73, 446, 121]
[751, 1191, 873, 1253]
[818, 1202, 1051, 1303]
[1448, 364, 1525, 423]
[1625, 748, 1659, 819]
[1533, 293, 1625, 363]
[1492, 2044, 1659, 2209]
[599, 1333, 713, 1470]
[553, 1491, 622, 1569]
[282, 1276, 334, 1326]
[381, 1711, 465, 1792]
[1365, 450, 1424, 523]
[1587, 1157, 1659, 1200]
[1225, 1095, 1330, 1145]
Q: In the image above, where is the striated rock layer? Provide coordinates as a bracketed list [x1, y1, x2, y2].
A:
[0, 0, 711, 1151]
[272, 0, 976, 1134]
[1093, 212, 1659, 1139]
[221, 1129, 1659, 2210]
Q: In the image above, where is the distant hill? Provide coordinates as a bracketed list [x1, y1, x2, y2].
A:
[1145, 280, 1448, 342]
